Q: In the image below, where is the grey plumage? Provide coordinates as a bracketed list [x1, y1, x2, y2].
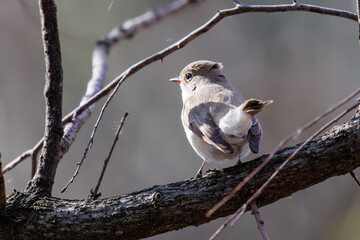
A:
[170, 60, 272, 177]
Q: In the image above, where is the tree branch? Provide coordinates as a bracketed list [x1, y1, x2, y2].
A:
[4, 0, 204, 176]
[251, 201, 270, 240]
[27, 0, 63, 196]
[65, 3, 356, 126]
[357, 0, 360, 41]
[0, 154, 5, 218]
[3, 118, 360, 239]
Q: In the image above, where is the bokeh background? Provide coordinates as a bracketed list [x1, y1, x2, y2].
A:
[1, 0, 360, 239]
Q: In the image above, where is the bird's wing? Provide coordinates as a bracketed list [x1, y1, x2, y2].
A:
[248, 117, 263, 154]
[185, 104, 234, 154]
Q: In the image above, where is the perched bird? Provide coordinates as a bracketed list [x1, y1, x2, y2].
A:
[170, 60, 272, 178]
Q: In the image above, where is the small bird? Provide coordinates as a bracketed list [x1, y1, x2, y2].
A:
[170, 60, 272, 178]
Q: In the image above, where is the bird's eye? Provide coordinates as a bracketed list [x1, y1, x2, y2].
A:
[185, 73, 193, 82]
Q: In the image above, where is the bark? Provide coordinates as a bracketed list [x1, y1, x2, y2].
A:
[1, 118, 359, 239]
[28, 0, 63, 196]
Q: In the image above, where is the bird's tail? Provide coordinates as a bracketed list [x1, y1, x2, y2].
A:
[242, 99, 273, 117]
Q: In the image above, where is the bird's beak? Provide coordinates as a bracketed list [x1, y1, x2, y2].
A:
[169, 77, 181, 83]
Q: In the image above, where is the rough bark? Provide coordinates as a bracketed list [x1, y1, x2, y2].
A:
[28, 0, 63, 196]
[1, 118, 359, 239]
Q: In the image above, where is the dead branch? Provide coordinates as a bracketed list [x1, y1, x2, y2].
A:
[251, 201, 270, 240]
[3, 118, 360, 239]
[27, 0, 64, 196]
[3, 139, 42, 175]
[90, 112, 129, 197]
[0, 154, 5, 218]
[357, 0, 360, 41]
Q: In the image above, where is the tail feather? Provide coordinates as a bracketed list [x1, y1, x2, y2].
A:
[242, 99, 273, 117]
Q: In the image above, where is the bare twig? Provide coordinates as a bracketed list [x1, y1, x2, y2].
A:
[210, 101, 360, 239]
[28, 0, 64, 196]
[6, 0, 200, 176]
[0, 154, 5, 218]
[90, 112, 129, 198]
[31, 148, 38, 177]
[61, 73, 128, 193]
[350, 170, 360, 188]
[251, 201, 270, 240]
[58, 43, 108, 163]
[232, 0, 245, 6]
[207, 88, 360, 218]
[357, 0, 360, 41]
[3, 139, 43, 174]
[98, 0, 203, 46]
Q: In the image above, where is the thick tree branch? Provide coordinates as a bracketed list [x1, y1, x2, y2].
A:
[3, 118, 360, 239]
[27, 0, 63, 196]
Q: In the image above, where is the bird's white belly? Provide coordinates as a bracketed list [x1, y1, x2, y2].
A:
[184, 128, 250, 163]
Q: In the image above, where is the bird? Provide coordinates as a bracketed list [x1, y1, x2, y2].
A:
[170, 60, 272, 178]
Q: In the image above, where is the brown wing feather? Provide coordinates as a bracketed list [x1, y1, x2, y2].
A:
[248, 117, 262, 153]
[184, 103, 234, 154]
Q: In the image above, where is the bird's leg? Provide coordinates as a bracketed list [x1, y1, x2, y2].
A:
[194, 160, 206, 179]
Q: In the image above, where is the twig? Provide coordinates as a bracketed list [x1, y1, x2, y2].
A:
[233, 0, 245, 6]
[357, 0, 360, 41]
[3, 139, 43, 174]
[207, 88, 360, 218]
[61, 72, 128, 193]
[31, 148, 38, 178]
[98, 0, 203, 46]
[0, 154, 5, 218]
[210, 101, 360, 239]
[251, 201, 270, 240]
[350, 171, 360, 188]
[90, 112, 129, 198]
[28, 0, 64, 196]
[6, 0, 199, 176]
[57, 43, 108, 163]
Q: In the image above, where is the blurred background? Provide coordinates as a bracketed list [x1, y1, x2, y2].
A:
[1, 0, 360, 239]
